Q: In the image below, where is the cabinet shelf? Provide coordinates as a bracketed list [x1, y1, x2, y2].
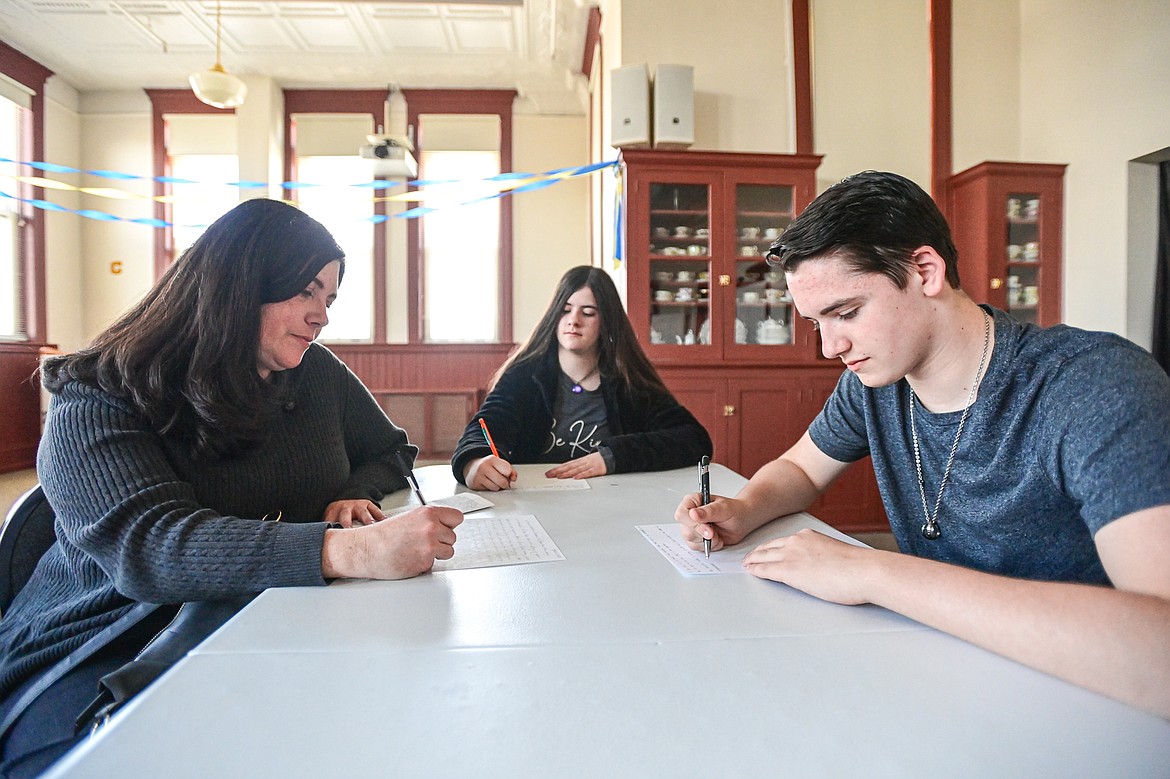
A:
[947, 160, 1065, 328]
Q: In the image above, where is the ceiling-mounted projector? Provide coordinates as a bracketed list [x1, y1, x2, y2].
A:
[359, 134, 417, 179]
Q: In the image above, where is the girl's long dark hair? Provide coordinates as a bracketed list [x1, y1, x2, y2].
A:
[42, 199, 345, 459]
[492, 265, 668, 397]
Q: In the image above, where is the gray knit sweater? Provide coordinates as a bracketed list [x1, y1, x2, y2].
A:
[0, 344, 411, 698]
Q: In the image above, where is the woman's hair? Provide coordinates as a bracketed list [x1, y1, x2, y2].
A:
[42, 198, 345, 459]
[492, 265, 668, 397]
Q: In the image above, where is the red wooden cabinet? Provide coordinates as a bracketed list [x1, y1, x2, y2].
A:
[947, 161, 1066, 326]
[618, 150, 888, 534]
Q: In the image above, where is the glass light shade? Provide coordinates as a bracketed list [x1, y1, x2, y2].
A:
[189, 65, 247, 109]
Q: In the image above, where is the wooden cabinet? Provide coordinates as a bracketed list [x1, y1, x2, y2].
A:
[618, 150, 888, 533]
[946, 161, 1066, 326]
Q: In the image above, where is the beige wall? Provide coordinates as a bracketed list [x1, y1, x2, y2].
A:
[512, 114, 591, 340]
[952, 0, 1021, 171]
[618, 0, 796, 154]
[42, 78, 83, 352]
[811, 0, 931, 192]
[1017, 0, 1170, 333]
[75, 94, 154, 342]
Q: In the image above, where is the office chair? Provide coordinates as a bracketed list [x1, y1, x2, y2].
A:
[0, 485, 56, 615]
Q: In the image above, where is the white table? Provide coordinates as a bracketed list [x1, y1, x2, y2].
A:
[45, 465, 1170, 777]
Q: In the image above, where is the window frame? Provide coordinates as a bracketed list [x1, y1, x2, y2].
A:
[145, 89, 235, 281]
[402, 89, 516, 345]
[0, 42, 52, 345]
[283, 89, 388, 342]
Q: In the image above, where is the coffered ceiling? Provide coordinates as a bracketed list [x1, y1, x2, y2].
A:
[0, 0, 595, 112]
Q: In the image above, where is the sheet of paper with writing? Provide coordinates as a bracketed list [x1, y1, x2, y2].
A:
[507, 463, 591, 492]
[383, 492, 494, 518]
[432, 514, 566, 572]
[637, 514, 868, 576]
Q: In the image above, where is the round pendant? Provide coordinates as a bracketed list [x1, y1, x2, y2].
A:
[921, 520, 941, 541]
[571, 384, 583, 394]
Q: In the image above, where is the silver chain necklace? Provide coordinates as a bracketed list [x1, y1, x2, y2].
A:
[909, 310, 991, 541]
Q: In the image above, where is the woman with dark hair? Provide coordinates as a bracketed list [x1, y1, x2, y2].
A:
[0, 199, 461, 776]
[452, 265, 711, 490]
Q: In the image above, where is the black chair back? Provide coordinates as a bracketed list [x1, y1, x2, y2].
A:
[0, 485, 57, 615]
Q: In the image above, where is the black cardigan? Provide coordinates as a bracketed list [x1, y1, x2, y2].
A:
[452, 352, 712, 484]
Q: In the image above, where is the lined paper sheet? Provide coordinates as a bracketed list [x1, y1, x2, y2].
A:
[637, 515, 868, 576]
[507, 464, 591, 492]
[432, 514, 565, 572]
[637, 524, 746, 575]
[383, 492, 494, 518]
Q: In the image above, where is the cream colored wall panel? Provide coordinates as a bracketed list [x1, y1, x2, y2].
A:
[812, 0, 930, 192]
[43, 79, 85, 353]
[619, 0, 794, 154]
[952, 0, 1020, 172]
[1018, 0, 1170, 334]
[512, 114, 590, 341]
[78, 113, 154, 340]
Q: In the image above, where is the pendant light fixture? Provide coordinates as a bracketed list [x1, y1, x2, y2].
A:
[189, 0, 247, 109]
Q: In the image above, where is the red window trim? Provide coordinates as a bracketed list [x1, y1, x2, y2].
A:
[283, 89, 389, 342]
[144, 89, 233, 281]
[0, 42, 53, 344]
[401, 89, 516, 345]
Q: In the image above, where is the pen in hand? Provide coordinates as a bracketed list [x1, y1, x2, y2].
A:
[698, 455, 711, 558]
[394, 450, 427, 506]
[478, 418, 501, 458]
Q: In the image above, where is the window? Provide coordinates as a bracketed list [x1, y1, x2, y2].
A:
[284, 91, 387, 342]
[168, 153, 239, 258]
[0, 43, 50, 344]
[146, 90, 238, 280]
[0, 95, 23, 339]
[295, 154, 375, 341]
[420, 146, 500, 342]
[404, 89, 516, 344]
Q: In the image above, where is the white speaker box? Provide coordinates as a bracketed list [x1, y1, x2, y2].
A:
[653, 64, 694, 149]
[611, 64, 651, 149]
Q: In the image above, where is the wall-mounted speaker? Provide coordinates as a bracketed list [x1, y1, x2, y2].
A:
[653, 64, 694, 149]
[611, 64, 651, 149]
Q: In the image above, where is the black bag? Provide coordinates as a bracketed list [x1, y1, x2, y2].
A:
[74, 597, 249, 734]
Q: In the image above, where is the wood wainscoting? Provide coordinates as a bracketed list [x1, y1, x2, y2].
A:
[0, 343, 46, 474]
[328, 343, 513, 460]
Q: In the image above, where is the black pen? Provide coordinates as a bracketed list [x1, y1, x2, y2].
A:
[394, 450, 427, 506]
[698, 455, 711, 558]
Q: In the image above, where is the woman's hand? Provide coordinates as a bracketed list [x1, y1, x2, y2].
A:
[321, 505, 463, 580]
[545, 452, 607, 480]
[323, 499, 385, 527]
[464, 456, 517, 491]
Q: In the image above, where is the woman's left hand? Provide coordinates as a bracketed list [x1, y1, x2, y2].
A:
[323, 499, 386, 528]
[545, 452, 607, 480]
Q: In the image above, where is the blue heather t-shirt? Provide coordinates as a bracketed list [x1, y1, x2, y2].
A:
[809, 306, 1170, 584]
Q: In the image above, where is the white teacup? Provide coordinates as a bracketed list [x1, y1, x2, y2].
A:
[686, 245, 704, 256]
[677, 270, 694, 282]
[741, 227, 761, 239]
[654, 290, 673, 302]
[674, 226, 690, 238]
[676, 287, 694, 301]
[742, 291, 760, 303]
[764, 227, 781, 240]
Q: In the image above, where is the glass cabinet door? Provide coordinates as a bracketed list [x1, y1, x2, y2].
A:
[1004, 191, 1042, 325]
[731, 183, 797, 349]
[647, 182, 712, 348]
